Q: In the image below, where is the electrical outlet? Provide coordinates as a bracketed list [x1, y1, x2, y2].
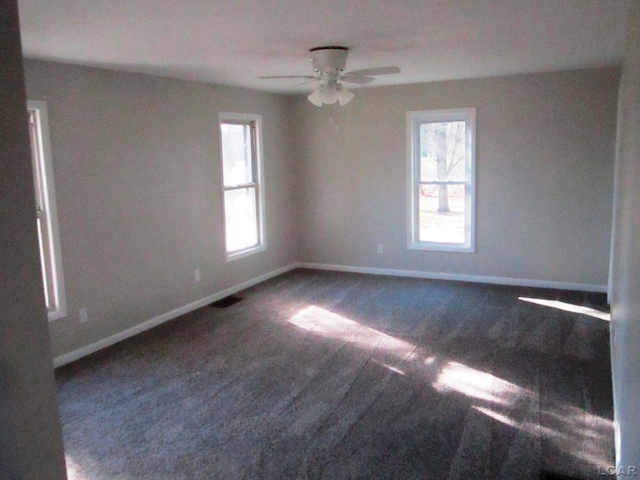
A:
[79, 308, 89, 323]
[377, 244, 384, 254]
[195, 269, 201, 282]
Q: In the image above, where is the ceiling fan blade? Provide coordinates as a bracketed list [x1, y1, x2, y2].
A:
[340, 74, 375, 84]
[343, 66, 401, 77]
[258, 75, 315, 80]
[292, 78, 319, 88]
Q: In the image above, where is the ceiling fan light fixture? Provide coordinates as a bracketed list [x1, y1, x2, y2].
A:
[321, 84, 339, 104]
[337, 85, 354, 105]
[307, 87, 324, 106]
[307, 83, 344, 106]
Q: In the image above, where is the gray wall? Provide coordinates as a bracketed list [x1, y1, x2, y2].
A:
[23, 59, 298, 358]
[292, 68, 618, 287]
[0, 2, 67, 478]
[610, 0, 640, 469]
[23, 60, 620, 373]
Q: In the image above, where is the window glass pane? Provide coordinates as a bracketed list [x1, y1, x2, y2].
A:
[29, 112, 46, 211]
[28, 102, 66, 319]
[221, 123, 253, 186]
[418, 184, 466, 244]
[420, 121, 466, 182]
[224, 187, 258, 252]
[35, 216, 52, 309]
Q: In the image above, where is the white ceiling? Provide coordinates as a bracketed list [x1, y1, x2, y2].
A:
[18, 0, 632, 94]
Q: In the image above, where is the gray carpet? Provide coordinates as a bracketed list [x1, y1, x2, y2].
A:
[56, 269, 614, 479]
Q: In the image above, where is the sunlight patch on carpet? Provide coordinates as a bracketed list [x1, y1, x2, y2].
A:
[463, 375, 614, 469]
[65, 455, 87, 480]
[288, 305, 417, 359]
[433, 361, 527, 406]
[519, 297, 610, 321]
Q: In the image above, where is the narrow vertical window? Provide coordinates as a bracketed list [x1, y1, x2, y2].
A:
[27, 100, 67, 320]
[219, 113, 266, 260]
[407, 108, 476, 252]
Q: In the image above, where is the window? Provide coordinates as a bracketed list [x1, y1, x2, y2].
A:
[219, 113, 266, 260]
[27, 100, 67, 321]
[407, 108, 476, 252]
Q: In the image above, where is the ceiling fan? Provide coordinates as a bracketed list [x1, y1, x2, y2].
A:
[260, 46, 401, 106]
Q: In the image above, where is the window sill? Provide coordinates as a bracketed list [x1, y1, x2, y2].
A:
[47, 308, 67, 322]
[408, 243, 475, 253]
[226, 244, 266, 262]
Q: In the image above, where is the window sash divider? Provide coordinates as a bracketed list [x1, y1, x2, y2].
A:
[418, 180, 468, 186]
[224, 183, 257, 191]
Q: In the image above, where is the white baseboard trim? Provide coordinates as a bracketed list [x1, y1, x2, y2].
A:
[298, 262, 607, 293]
[53, 263, 300, 368]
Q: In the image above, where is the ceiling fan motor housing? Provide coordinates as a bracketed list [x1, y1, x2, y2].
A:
[310, 46, 348, 74]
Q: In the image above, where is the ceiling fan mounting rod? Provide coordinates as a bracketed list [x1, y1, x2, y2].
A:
[309, 46, 349, 74]
[318, 72, 339, 85]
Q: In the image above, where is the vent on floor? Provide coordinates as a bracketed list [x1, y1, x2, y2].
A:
[540, 471, 584, 480]
[210, 295, 243, 308]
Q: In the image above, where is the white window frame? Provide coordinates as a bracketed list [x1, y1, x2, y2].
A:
[218, 112, 266, 261]
[27, 100, 67, 321]
[406, 108, 476, 253]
